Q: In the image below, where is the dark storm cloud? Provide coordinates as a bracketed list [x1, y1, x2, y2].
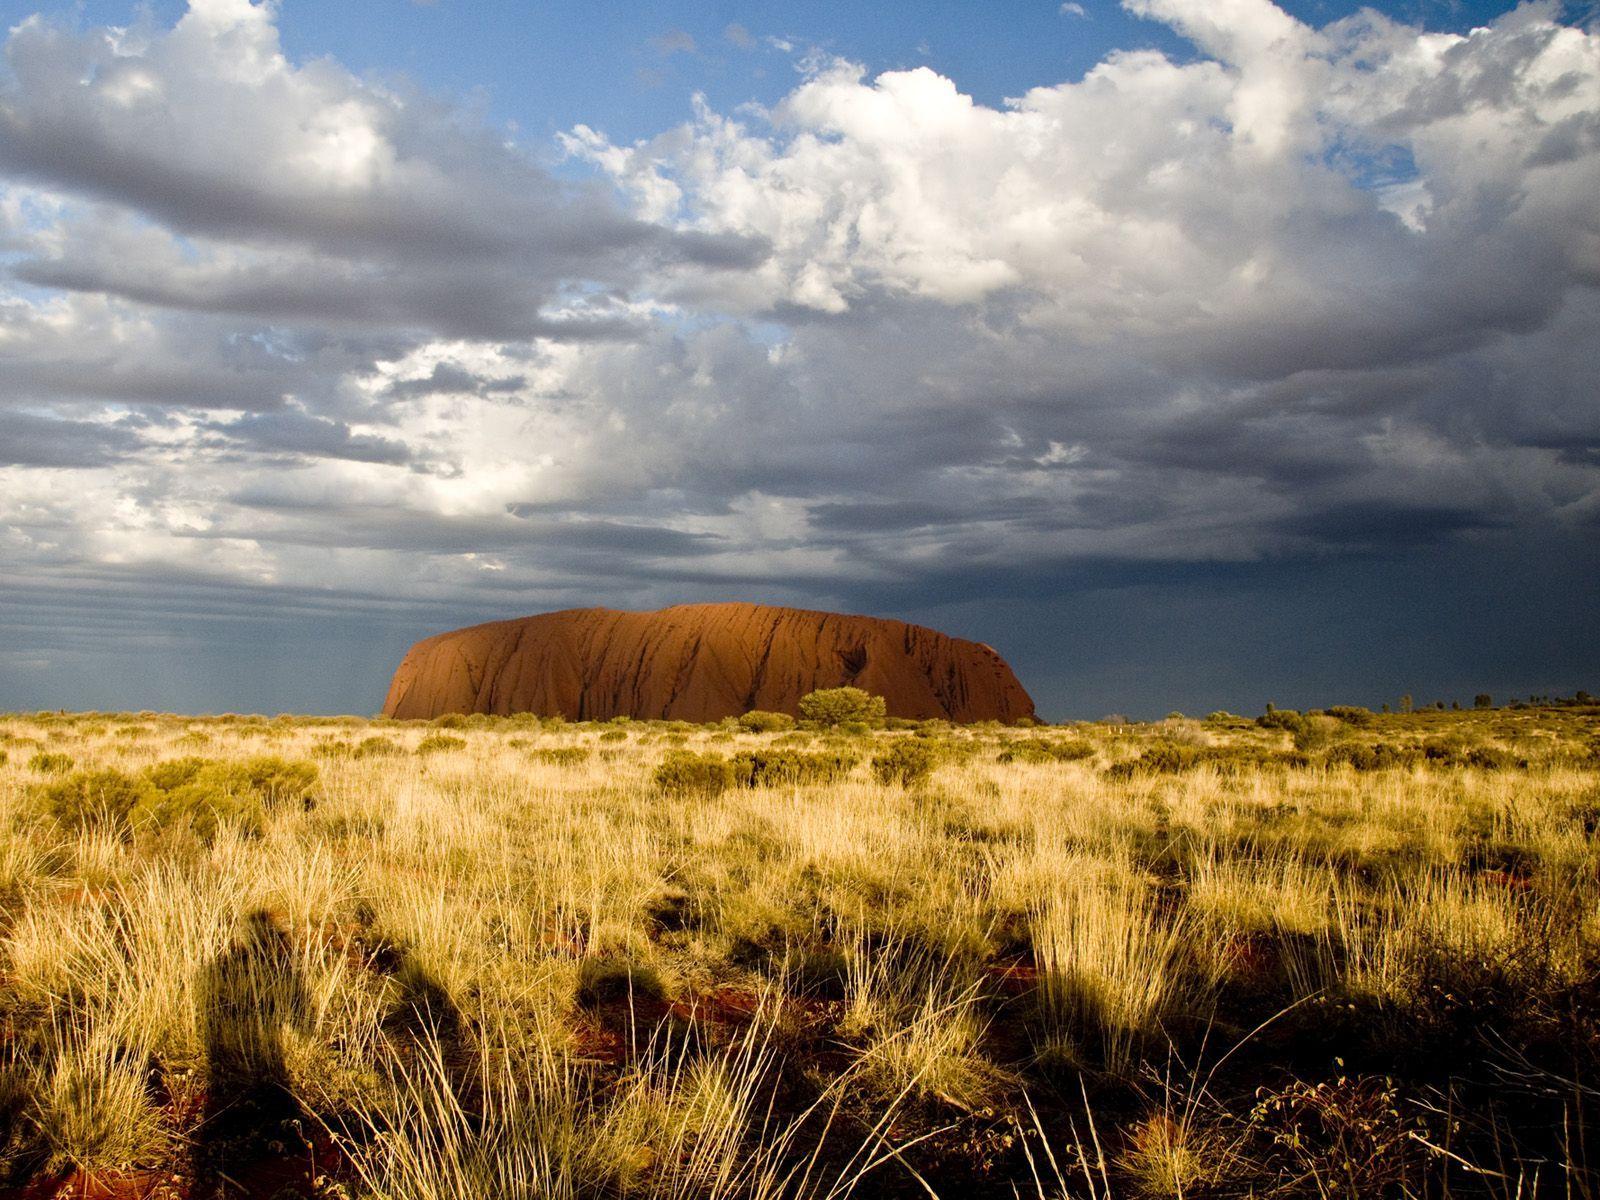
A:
[383, 363, 527, 400]
[10, 253, 649, 343]
[204, 412, 411, 465]
[1275, 501, 1505, 547]
[0, 410, 144, 467]
[0, 355, 292, 412]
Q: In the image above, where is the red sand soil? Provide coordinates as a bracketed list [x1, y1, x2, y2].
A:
[382, 602, 1036, 723]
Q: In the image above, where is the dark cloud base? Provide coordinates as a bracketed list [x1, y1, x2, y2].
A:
[3, 534, 1594, 720]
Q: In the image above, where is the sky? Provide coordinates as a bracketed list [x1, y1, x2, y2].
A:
[0, 0, 1596, 720]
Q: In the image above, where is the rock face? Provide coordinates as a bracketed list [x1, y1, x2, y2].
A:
[382, 602, 1036, 723]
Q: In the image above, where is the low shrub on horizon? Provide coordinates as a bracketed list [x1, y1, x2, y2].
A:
[353, 735, 401, 759]
[416, 733, 467, 755]
[1257, 708, 1308, 735]
[530, 746, 590, 767]
[735, 710, 796, 733]
[996, 737, 1095, 765]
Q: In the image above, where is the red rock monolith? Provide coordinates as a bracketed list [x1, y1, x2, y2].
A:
[381, 602, 1035, 723]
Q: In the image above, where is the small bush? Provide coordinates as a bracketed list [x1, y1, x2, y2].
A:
[996, 738, 1095, 764]
[1257, 709, 1308, 735]
[576, 955, 669, 1006]
[353, 736, 401, 759]
[31, 1031, 166, 1172]
[1325, 705, 1376, 726]
[1143, 740, 1203, 771]
[654, 751, 734, 799]
[1292, 715, 1341, 752]
[27, 752, 74, 775]
[224, 755, 319, 807]
[870, 740, 940, 787]
[598, 729, 628, 742]
[37, 768, 154, 833]
[142, 756, 208, 791]
[729, 749, 858, 788]
[1464, 745, 1519, 770]
[531, 746, 590, 767]
[416, 733, 467, 755]
[134, 755, 320, 840]
[1325, 742, 1421, 771]
[1245, 1076, 1427, 1196]
[737, 710, 796, 733]
[797, 687, 887, 728]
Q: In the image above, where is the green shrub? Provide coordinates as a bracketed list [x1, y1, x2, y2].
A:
[37, 769, 155, 833]
[132, 755, 320, 840]
[598, 729, 628, 742]
[142, 757, 208, 791]
[996, 738, 1095, 764]
[654, 751, 734, 798]
[416, 733, 467, 755]
[531, 746, 590, 766]
[737, 710, 796, 733]
[431, 714, 467, 729]
[353, 736, 401, 759]
[729, 749, 858, 788]
[1325, 742, 1421, 771]
[1292, 715, 1341, 752]
[1257, 709, 1308, 735]
[1464, 745, 1520, 770]
[1131, 740, 1203, 773]
[870, 740, 941, 787]
[797, 687, 887, 728]
[226, 756, 319, 807]
[1325, 705, 1376, 726]
[27, 752, 74, 775]
[141, 780, 264, 840]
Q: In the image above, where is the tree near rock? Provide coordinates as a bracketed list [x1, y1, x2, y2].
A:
[798, 687, 886, 728]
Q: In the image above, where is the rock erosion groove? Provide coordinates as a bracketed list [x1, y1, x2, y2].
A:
[382, 602, 1036, 723]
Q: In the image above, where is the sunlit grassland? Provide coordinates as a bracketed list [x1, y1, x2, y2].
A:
[0, 704, 1596, 1197]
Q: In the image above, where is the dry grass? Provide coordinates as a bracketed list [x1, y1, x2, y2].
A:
[0, 704, 1594, 1196]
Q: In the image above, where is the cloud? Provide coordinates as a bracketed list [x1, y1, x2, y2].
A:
[650, 30, 697, 57]
[0, 0, 1597, 715]
[724, 23, 757, 50]
[0, 411, 145, 467]
[1060, 3, 1088, 17]
[204, 410, 412, 465]
[0, 2, 746, 346]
